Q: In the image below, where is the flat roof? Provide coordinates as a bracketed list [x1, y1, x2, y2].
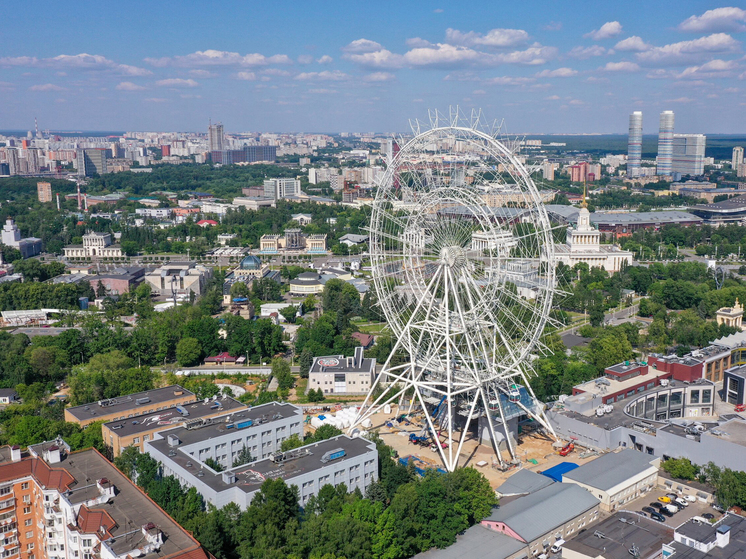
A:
[575, 368, 671, 397]
[148, 433, 373, 495]
[153, 402, 301, 447]
[702, 418, 746, 448]
[103, 395, 248, 437]
[563, 512, 673, 559]
[690, 195, 746, 213]
[310, 353, 375, 374]
[496, 468, 554, 496]
[563, 449, 656, 491]
[57, 449, 204, 558]
[670, 514, 746, 559]
[65, 385, 195, 421]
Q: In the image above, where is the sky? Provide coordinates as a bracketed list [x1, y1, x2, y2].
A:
[2, 1, 746, 134]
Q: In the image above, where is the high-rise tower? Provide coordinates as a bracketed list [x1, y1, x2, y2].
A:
[657, 110, 675, 176]
[733, 146, 744, 170]
[627, 111, 643, 178]
[208, 121, 224, 151]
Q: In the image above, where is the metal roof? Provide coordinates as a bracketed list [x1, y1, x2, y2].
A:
[485, 482, 599, 542]
[495, 468, 554, 497]
[414, 524, 527, 559]
[540, 462, 579, 483]
[562, 449, 656, 491]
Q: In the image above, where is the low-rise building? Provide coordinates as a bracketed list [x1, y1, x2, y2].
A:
[308, 347, 376, 396]
[563, 512, 673, 559]
[259, 231, 327, 254]
[0, 388, 19, 404]
[232, 254, 269, 280]
[63, 231, 123, 259]
[0, 218, 42, 258]
[146, 430, 378, 509]
[561, 449, 659, 511]
[232, 197, 276, 211]
[291, 213, 313, 226]
[481, 481, 600, 556]
[135, 208, 172, 219]
[64, 385, 196, 427]
[723, 365, 746, 406]
[289, 271, 324, 295]
[89, 266, 145, 295]
[716, 299, 744, 330]
[143, 262, 213, 296]
[665, 513, 746, 559]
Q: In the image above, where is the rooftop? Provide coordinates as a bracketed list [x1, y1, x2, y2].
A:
[562, 449, 657, 491]
[485, 482, 599, 542]
[103, 395, 248, 437]
[574, 367, 672, 397]
[563, 512, 673, 559]
[149, 433, 373, 495]
[495, 468, 554, 497]
[65, 385, 195, 421]
[310, 349, 375, 374]
[670, 514, 746, 559]
[414, 524, 526, 559]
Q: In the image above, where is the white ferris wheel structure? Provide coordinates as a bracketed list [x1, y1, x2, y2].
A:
[351, 108, 559, 472]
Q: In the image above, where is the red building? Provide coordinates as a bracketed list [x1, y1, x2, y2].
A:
[572, 361, 673, 405]
[570, 162, 588, 183]
[161, 144, 171, 156]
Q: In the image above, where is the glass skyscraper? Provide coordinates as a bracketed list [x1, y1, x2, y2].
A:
[657, 111, 675, 176]
[627, 111, 643, 178]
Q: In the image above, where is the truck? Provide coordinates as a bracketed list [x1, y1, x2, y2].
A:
[559, 442, 574, 456]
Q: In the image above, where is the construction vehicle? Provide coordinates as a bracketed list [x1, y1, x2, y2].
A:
[736, 404, 746, 412]
[409, 434, 430, 446]
[559, 442, 574, 456]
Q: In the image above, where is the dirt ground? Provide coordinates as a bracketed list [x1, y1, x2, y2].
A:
[367, 404, 600, 487]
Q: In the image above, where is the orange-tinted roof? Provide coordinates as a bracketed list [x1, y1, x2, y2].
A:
[0, 458, 74, 492]
[77, 505, 117, 535]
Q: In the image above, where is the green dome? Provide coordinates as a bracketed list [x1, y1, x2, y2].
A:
[240, 254, 262, 270]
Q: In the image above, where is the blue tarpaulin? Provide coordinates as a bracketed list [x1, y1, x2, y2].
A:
[540, 462, 579, 483]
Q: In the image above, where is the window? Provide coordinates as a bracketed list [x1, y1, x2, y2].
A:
[690, 390, 700, 404]
[20, 483, 28, 490]
[133, 437, 140, 444]
[702, 390, 711, 404]
[144, 435, 150, 442]
[26, 544, 33, 550]
[24, 520, 31, 527]
[22, 496, 30, 504]
[25, 532, 32, 539]
[23, 507, 30, 515]
[82, 539, 92, 548]
[0, 487, 11, 497]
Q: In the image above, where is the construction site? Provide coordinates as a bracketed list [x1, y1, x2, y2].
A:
[359, 403, 601, 486]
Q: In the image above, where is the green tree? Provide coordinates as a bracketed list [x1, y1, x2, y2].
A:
[232, 446, 254, 467]
[587, 331, 634, 372]
[662, 458, 699, 480]
[230, 281, 249, 299]
[280, 434, 304, 452]
[205, 457, 224, 472]
[299, 348, 313, 378]
[176, 337, 203, 367]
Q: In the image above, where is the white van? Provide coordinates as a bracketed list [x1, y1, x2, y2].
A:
[551, 539, 566, 554]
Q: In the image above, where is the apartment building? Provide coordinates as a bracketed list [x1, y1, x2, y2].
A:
[0, 440, 210, 559]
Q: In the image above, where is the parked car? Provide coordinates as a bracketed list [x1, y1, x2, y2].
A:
[666, 493, 679, 500]
[664, 504, 679, 514]
[638, 511, 648, 517]
[660, 508, 674, 517]
[658, 496, 672, 503]
[713, 504, 726, 513]
[650, 502, 664, 509]
[651, 512, 666, 522]
[702, 513, 715, 520]
[675, 498, 689, 508]
[550, 540, 565, 554]
[642, 506, 657, 514]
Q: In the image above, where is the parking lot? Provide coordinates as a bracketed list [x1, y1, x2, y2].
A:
[620, 486, 722, 528]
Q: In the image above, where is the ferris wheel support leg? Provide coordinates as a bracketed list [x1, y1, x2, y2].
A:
[413, 383, 452, 471]
[453, 392, 480, 469]
[520, 379, 558, 440]
[493, 384, 517, 461]
[478, 386, 506, 468]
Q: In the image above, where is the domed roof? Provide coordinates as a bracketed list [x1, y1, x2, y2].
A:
[239, 254, 262, 270]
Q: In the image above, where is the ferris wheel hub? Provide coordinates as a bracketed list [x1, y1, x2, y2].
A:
[440, 246, 466, 269]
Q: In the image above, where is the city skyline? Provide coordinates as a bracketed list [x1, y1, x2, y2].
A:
[2, 1, 746, 133]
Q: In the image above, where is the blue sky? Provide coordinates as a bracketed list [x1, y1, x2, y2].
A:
[2, 1, 745, 134]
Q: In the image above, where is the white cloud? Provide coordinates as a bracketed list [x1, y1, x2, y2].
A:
[585, 76, 610, 83]
[261, 68, 291, 76]
[363, 71, 396, 82]
[584, 21, 623, 40]
[486, 76, 536, 85]
[0, 56, 39, 66]
[317, 55, 333, 64]
[614, 36, 651, 52]
[679, 7, 746, 33]
[294, 70, 348, 81]
[404, 43, 480, 66]
[155, 78, 199, 87]
[115, 81, 145, 91]
[189, 69, 217, 78]
[568, 45, 606, 59]
[543, 21, 562, 31]
[473, 89, 486, 94]
[433, 8, 443, 13]
[297, 55, 313, 64]
[144, 97, 167, 103]
[342, 39, 384, 53]
[535, 67, 577, 77]
[667, 97, 695, 103]
[29, 83, 65, 91]
[545, 95, 560, 100]
[308, 88, 338, 94]
[601, 61, 640, 72]
[677, 59, 740, 79]
[636, 33, 740, 66]
[344, 49, 405, 68]
[406, 37, 433, 48]
[236, 72, 256, 81]
[146, 50, 292, 67]
[445, 27, 529, 48]
[0, 53, 151, 76]
[569, 99, 585, 105]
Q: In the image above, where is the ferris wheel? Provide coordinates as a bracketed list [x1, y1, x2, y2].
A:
[351, 109, 558, 471]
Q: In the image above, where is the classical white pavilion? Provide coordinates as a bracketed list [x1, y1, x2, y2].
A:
[554, 197, 633, 273]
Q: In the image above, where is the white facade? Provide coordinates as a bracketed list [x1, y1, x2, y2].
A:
[627, 111, 643, 178]
[264, 178, 301, 200]
[657, 111, 675, 176]
[672, 134, 706, 176]
[733, 146, 744, 170]
[135, 208, 171, 219]
[1, 219, 21, 247]
[555, 206, 634, 273]
[64, 232, 123, 259]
